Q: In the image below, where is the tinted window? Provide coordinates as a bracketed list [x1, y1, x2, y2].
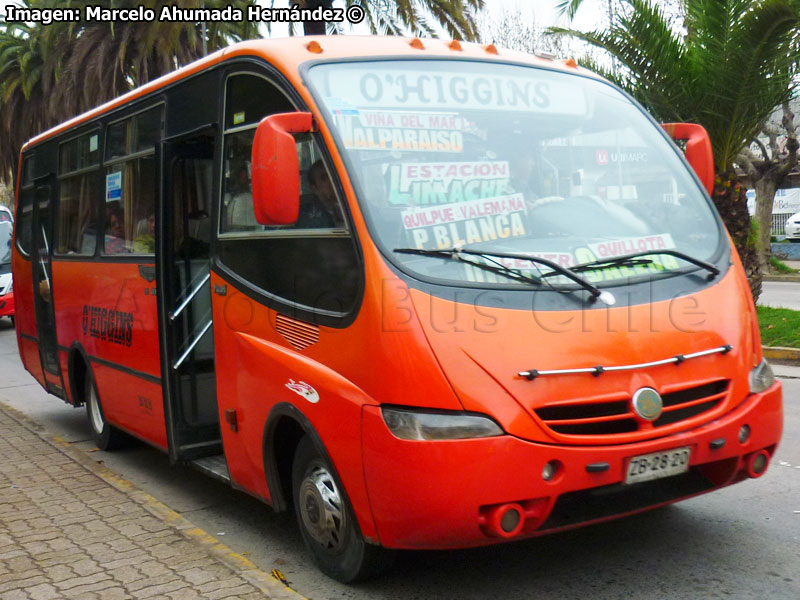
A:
[103, 107, 162, 255]
[56, 173, 99, 255]
[59, 133, 100, 174]
[57, 132, 100, 255]
[218, 74, 361, 319]
[225, 74, 293, 129]
[16, 156, 35, 256]
[105, 106, 163, 160]
[103, 158, 157, 255]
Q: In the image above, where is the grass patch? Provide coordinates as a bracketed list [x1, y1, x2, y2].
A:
[757, 305, 800, 348]
[769, 256, 797, 274]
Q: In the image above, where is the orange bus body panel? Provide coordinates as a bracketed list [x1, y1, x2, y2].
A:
[49, 261, 165, 447]
[209, 262, 465, 542]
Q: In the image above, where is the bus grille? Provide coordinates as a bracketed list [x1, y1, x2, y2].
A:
[534, 380, 730, 436]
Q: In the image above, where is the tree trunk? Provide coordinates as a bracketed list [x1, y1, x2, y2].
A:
[712, 173, 762, 303]
[302, 0, 332, 36]
[754, 176, 778, 274]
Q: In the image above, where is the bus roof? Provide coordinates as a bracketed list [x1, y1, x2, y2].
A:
[22, 35, 592, 152]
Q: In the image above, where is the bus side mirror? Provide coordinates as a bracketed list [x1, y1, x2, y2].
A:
[662, 122, 714, 196]
[251, 112, 314, 225]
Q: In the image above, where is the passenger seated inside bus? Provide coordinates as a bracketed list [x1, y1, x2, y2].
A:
[505, 142, 541, 202]
[132, 213, 155, 253]
[104, 203, 128, 254]
[224, 160, 258, 231]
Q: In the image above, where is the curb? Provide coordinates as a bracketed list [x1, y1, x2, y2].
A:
[0, 402, 308, 600]
[763, 275, 800, 282]
[763, 345, 800, 364]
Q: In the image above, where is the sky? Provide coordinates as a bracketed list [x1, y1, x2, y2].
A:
[0, 0, 607, 41]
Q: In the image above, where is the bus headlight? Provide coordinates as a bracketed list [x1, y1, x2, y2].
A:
[749, 358, 775, 394]
[381, 407, 504, 440]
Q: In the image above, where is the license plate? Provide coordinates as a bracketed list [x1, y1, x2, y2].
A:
[625, 446, 691, 484]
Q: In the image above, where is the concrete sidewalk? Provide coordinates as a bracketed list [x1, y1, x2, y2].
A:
[0, 404, 302, 600]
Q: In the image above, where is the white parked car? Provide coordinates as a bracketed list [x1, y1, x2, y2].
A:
[786, 212, 800, 242]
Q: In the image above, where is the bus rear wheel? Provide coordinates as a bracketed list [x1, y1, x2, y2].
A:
[292, 436, 392, 582]
[85, 371, 126, 450]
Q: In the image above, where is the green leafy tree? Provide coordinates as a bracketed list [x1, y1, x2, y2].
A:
[551, 0, 800, 300]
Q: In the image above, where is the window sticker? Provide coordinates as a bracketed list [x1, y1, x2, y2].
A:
[332, 110, 470, 152]
[402, 193, 527, 249]
[89, 134, 98, 152]
[587, 234, 676, 260]
[325, 96, 360, 116]
[326, 69, 588, 114]
[388, 160, 511, 205]
[105, 171, 122, 202]
[233, 111, 246, 125]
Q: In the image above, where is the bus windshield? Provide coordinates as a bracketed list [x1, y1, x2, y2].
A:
[306, 60, 723, 288]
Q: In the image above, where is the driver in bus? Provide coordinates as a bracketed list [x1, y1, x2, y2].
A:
[297, 160, 341, 229]
[506, 144, 541, 203]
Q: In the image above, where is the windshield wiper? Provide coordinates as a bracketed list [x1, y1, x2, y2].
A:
[394, 247, 543, 287]
[570, 249, 719, 277]
[394, 247, 616, 305]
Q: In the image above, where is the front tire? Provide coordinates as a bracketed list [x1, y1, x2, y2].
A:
[292, 436, 391, 582]
[85, 369, 126, 450]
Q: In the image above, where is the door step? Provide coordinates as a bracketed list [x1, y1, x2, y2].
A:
[190, 453, 230, 483]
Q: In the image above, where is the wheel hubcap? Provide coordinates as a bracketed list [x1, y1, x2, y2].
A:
[298, 464, 346, 551]
[88, 385, 104, 435]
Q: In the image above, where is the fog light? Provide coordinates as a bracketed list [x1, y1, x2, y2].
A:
[500, 508, 521, 533]
[542, 461, 559, 481]
[738, 425, 751, 444]
[751, 453, 767, 474]
[746, 450, 770, 478]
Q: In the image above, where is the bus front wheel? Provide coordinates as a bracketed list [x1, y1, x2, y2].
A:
[85, 371, 126, 450]
[292, 436, 391, 582]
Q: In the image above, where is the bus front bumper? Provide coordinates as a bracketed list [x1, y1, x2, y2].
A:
[361, 383, 782, 550]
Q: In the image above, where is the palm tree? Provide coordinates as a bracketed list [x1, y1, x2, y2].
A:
[551, 0, 800, 300]
[288, 0, 484, 40]
[0, 10, 60, 182]
[0, 0, 259, 182]
[48, 0, 260, 121]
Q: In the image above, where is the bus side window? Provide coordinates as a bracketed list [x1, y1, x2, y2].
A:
[217, 73, 361, 319]
[297, 137, 346, 230]
[56, 132, 100, 256]
[102, 107, 162, 255]
[16, 156, 35, 256]
[219, 73, 294, 233]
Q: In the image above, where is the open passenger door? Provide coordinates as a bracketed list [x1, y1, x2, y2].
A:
[157, 129, 228, 480]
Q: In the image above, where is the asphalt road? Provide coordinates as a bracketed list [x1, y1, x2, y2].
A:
[760, 281, 800, 311]
[0, 320, 798, 600]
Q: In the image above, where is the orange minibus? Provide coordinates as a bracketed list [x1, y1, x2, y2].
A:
[12, 36, 782, 582]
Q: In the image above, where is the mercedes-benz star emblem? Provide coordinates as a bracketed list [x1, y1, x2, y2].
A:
[632, 387, 663, 421]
